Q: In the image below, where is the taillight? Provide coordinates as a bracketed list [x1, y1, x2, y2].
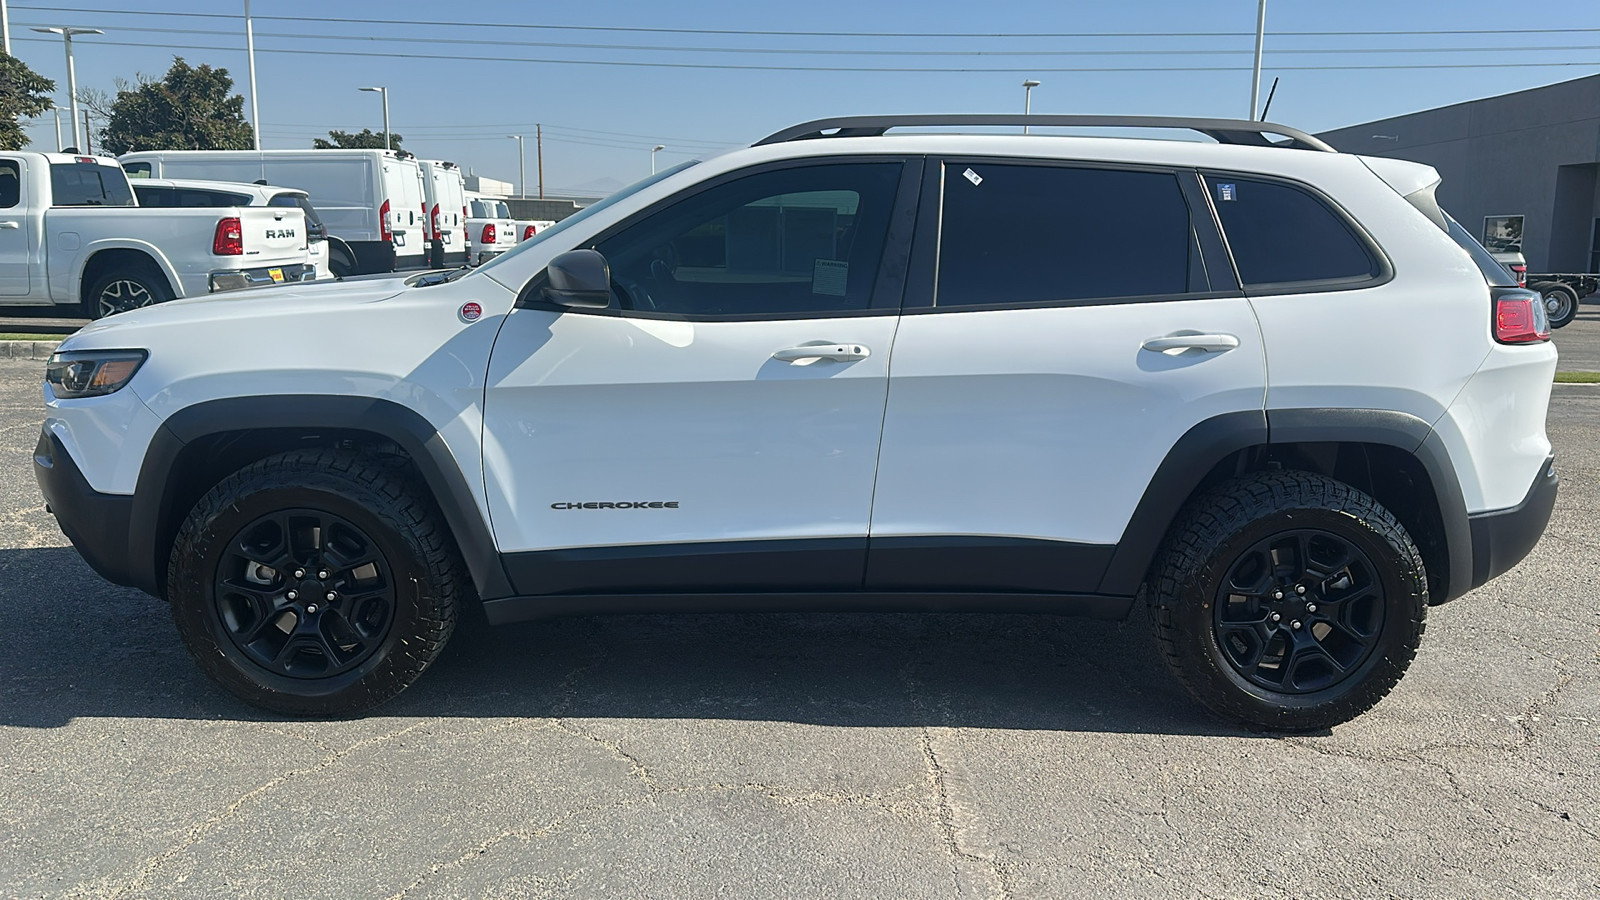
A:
[1510, 264, 1527, 287]
[523, 224, 537, 241]
[421, 203, 429, 239]
[212, 217, 243, 255]
[1493, 287, 1550, 344]
[379, 199, 393, 242]
[461, 206, 468, 229]
[481, 223, 496, 244]
[431, 203, 441, 237]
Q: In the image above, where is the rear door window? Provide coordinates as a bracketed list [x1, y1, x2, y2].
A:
[1205, 175, 1380, 289]
[49, 163, 136, 207]
[2, 160, 25, 208]
[935, 162, 1203, 308]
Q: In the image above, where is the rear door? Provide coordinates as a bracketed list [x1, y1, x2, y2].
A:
[867, 158, 1266, 594]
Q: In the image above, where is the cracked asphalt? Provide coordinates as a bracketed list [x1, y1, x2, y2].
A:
[2, 310, 1598, 899]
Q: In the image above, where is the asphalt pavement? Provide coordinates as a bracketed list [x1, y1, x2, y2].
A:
[1, 354, 1596, 899]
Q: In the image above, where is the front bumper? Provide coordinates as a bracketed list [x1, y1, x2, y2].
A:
[209, 263, 316, 293]
[34, 428, 138, 588]
[1468, 454, 1558, 590]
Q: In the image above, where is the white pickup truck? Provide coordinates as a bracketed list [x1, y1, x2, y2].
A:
[1, 152, 316, 318]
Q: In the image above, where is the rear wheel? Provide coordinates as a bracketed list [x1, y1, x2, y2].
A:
[1541, 284, 1579, 329]
[1144, 471, 1427, 731]
[167, 449, 465, 715]
[82, 266, 173, 319]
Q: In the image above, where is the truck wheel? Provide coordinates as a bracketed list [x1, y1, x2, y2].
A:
[83, 266, 173, 319]
[1144, 471, 1427, 732]
[1542, 285, 1579, 329]
[166, 449, 465, 716]
[328, 246, 355, 279]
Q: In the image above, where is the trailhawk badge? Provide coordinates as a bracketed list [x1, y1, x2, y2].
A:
[459, 301, 483, 322]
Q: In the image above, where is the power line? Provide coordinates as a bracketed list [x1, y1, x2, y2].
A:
[12, 5, 1600, 39]
[14, 21, 1595, 57]
[13, 35, 1600, 74]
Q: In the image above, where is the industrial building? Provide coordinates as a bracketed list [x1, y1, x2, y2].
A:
[1319, 74, 1600, 274]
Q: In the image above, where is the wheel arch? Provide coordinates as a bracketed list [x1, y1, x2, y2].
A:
[76, 241, 183, 304]
[1099, 409, 1472, 605]
[129, 395, 511, 602]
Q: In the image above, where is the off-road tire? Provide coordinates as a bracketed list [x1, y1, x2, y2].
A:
[167, 449, 465, 715]
[1143, 470, 1427, 731]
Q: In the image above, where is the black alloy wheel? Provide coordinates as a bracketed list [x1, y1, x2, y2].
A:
[213, 509, 396, 679]
[1212, 529, 1385, 694]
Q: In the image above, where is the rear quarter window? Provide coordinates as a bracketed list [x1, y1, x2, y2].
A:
[1205, 175, 1380, 290]
[49, 163, 136, 207]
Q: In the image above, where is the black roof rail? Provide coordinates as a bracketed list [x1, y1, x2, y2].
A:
[754, 115, 1336, 153]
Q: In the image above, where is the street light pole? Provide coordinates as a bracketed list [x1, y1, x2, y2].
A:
[1022, 79, 1040, 134]
[359, 86, 390, 150]
[508, 135, 525, 198]
[536, 123, 544, 199]
[1249, 0, 1267, 120]
[32, 27, 102, 152]
[651, 144, 664, 175]
[1, 0, 11, 55]
[245, 0, 261, 149]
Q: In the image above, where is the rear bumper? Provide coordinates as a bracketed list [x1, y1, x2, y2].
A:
[33, 428, 138, 589]
[1468, 454, 1558, 591]
[209, 263, 316, 293]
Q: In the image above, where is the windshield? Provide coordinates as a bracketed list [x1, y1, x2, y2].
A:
[473, 160, 700, 279]
[1444, 211, 1518, 287]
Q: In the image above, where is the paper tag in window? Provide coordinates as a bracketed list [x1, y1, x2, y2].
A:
[812, 259, 849, 296]
[962, 167, 983, 186]
[1216, 182, 1237, 201]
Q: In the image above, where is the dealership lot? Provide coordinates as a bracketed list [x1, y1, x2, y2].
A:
[1, 313, 1597, 898]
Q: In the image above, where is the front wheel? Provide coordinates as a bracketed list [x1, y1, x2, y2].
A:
[167, 449, 465, 715]
[1144, 471, 1427, 731]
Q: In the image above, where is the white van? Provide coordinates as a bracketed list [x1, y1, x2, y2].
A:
[120, 149, 428, 276]
[417, 159, 468, 269]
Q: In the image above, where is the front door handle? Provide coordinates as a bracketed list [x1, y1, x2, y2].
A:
[0, 221, 20, 230]
[1141, 333, 1240, 354]
[773, 343, 871, 362]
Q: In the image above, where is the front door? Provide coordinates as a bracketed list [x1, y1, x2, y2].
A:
[0, 157, 32, 297]
[482, 158, 918, 595]
[867, 158, 1267, 594]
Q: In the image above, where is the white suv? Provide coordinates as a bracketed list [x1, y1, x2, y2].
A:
[35, 116, 1558, 730]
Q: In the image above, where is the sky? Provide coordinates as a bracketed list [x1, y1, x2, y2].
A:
[8, 0, 1600, 195]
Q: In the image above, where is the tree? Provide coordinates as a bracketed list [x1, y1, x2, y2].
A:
[0, 53, 56, 151]
[313, 128, 404, 151]
[98, 57, 254, 154]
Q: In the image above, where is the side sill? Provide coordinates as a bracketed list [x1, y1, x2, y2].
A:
[481, 591, 1135, 625]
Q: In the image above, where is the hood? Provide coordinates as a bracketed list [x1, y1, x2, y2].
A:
[68, 276, 411, 346]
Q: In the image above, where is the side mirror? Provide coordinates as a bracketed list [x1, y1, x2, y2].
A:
[541, 249, 611, 309]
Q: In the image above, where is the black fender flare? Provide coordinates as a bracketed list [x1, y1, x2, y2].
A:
[128, 395, 512, 601]
[1096, 408, 1471, 603]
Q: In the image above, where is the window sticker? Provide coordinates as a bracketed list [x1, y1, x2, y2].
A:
[812, 259, 849, 296]
[962, 167, 983, 186]
[1216, 182, 1237, 202]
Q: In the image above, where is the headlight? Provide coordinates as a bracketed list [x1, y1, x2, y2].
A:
[45, 350, 148, 399]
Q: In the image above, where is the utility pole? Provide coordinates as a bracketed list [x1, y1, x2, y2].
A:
[245, 0, 261, 150]
[83, 110, 90, 153]
[53, 110, 62, 151]
[1249, 0, 1267, 120]
[536, 123, 544, 199]
[1, 0, 11, 55]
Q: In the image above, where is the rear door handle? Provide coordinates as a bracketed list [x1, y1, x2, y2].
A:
[1141, 333, 1240, 354]
[773, 343, 871, 362]
[0, 221, 20, 229]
